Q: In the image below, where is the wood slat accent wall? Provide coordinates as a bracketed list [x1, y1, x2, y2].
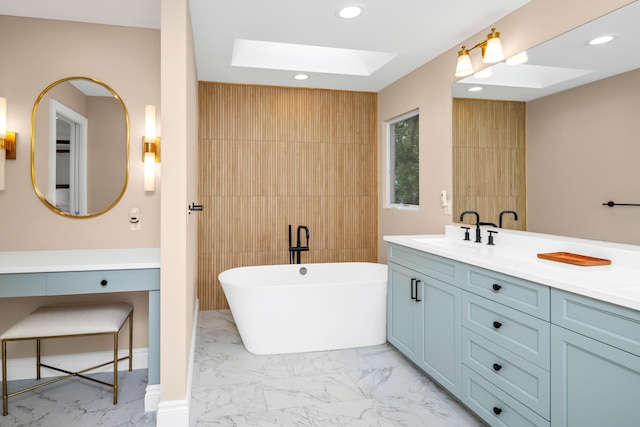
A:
[453, 98, 527, 230]
[198, 82, 378, 310]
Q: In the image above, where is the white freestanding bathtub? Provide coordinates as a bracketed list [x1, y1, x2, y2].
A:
[218, 262, 387, 355]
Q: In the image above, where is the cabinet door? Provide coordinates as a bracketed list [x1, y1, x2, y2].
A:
[418, 275, 461, 395]
[387, 262, 420, 361]
[551, 325, 640, 427]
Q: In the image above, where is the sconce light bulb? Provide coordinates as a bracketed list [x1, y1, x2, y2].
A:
[144, 151, 156, 192]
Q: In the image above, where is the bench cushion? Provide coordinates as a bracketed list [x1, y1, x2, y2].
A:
[1, 302, 133, 340]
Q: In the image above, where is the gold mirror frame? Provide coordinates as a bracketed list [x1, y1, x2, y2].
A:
[31, 76, 130, 218]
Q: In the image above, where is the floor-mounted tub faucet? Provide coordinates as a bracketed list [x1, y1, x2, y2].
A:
[460, 211, 481, 243]
[288, 225, 309, 264]
[499, 210, 519, 228]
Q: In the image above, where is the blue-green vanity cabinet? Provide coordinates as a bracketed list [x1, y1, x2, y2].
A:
[387, 244, 462, 396]
[550, 289, 640, 427]
[460, 265, 551, 427]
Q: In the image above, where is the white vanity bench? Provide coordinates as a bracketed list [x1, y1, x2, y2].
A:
[0, 248, 160, 411]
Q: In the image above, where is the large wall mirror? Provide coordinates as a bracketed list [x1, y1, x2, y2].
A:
[452, 1, 640, 245]
[31, 77, 129, 218]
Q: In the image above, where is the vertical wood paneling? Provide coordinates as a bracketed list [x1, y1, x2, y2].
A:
[198, 83, 378, 310]
[453, 98, 526, 230]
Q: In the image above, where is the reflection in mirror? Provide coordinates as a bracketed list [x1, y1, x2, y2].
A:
[452, 2, 640, 244]
[31, 77, 129, 218]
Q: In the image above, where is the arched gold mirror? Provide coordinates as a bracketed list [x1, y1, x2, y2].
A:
[31, 77, 129, 218]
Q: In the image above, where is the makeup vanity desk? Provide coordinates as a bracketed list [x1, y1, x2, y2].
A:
[0, 248, 160, 407]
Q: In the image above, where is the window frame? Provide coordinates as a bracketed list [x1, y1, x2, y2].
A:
[386, 110, 420, 210]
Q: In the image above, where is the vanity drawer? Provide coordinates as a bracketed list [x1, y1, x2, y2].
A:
[462, 328, 550, 419]
[463, 292, 550, 369]
[551, 288, 640, 356]
[388, 243, 460, 286]
[464, 266, 550, 320]
[46, 269, 160, 295]
[0, 273, 47, 297]
[462, 366, 550, 427]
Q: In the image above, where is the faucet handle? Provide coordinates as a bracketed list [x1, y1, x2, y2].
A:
[487, 230, 498, 245]
[460, 226, 471, 241]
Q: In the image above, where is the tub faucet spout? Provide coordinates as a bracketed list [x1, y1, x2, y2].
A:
[288, 224, 309, 264]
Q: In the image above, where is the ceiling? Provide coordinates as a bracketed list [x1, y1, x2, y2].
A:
[0, 0, 530, 92]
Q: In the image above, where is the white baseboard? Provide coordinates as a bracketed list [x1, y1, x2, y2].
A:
[0, 348, 148, 381]
[156, 298, 199, 427]
[145, 384, 161, 412]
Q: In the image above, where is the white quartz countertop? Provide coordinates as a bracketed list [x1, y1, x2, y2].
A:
[385, 225, 640, 311]
[0, 248, 161, 274]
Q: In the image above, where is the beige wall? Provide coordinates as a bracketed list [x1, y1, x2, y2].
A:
[527, 68, 640, 244]
[159, 0, 199, 404]
[0, 16, 159, 362]
[377, 0, 634, 263]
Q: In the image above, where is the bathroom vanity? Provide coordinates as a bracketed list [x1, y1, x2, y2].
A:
[0, 248, 160, 409]
[385, 227, 640, 427]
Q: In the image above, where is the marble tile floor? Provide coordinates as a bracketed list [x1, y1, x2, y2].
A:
[191, 310, 485, 427]
[0, 368, 155, 427]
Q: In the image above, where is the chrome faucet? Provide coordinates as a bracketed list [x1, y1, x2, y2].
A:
[499, 210, 519, 228]
[460, 211, 482, 243]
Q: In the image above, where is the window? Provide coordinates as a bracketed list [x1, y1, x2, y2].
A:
[388, 111, 419, 207]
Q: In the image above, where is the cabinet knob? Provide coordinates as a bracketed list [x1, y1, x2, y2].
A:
[492, 283, 501, 291]
[493, 321, 502, 329]
[493, 407, 502, 415]
[493, 363, 502, 371]
[100, 279, 108, 287]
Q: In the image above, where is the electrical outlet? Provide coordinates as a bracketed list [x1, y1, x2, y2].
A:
[131, 221, 141, 231]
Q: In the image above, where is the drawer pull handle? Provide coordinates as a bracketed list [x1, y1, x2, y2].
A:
[493, 407, 502, 415]
[415, 280, 421, 302]
[492, 283, 501, 291]
[410, 278, 416, 300]
[493, 321, 502, 329]
[493, 363, 502, 371]
[100, 279, 108, 287]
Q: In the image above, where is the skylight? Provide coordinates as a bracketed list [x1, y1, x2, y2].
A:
[231, 39, 397, 76]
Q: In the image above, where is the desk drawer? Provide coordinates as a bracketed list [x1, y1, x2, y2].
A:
[0, 273, 46, 297]
[462, 366, 550, 427]
[388, 244, 460, 286]
[464, 266, 550, 320]
[463, 292, 550, 369]
[551, 288, 640, 356]
[462, 328, 550, 418]
[47, 269, 160, 295]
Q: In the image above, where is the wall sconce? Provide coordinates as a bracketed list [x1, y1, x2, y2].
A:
[143, 104, 160, 192]
[0, 97, 17, 191]
[455, 28, 504, 77]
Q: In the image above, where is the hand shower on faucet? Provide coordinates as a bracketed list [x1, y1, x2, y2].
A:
[288, 224, 309, 264]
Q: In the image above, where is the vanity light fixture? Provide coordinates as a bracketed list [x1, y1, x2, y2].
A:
[0, 97, 17, 191]
[455, 28, 504, 77]
[143, 105, 160, 192]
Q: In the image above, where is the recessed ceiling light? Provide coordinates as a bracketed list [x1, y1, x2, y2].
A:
[588, 35, 615, 45]
[338, 5, 363, 19]
[293, 74, 309, 80]
[468, 86, 483, 92]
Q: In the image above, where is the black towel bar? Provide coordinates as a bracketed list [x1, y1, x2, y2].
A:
[603, 201, 640, 207]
